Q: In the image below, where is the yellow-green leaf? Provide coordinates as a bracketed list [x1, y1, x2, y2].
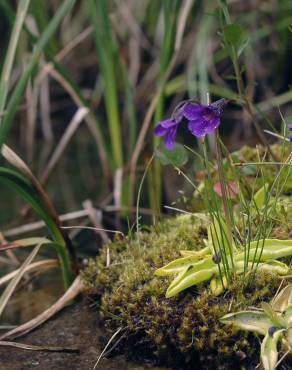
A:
[261, 330, 283, 370]
[221, 311, 273, 335]
[272, 284, 292, 313]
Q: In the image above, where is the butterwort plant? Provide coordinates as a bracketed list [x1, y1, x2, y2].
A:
[153, 98, 292, 299]
[154, 97, 236, 283]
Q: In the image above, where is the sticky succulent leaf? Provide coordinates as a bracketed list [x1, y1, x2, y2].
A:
[233, 260, 288, 277]
[235, 239, 292, 262]
[272, 284, 292, 313]
[253, 183, 269, 210]
[167, 265, 191, 291]
[210, 275, 228, 296]
[180, 246, 211, 258]
[257, 261, 289, 275]
[283, 304, 292, 326]
[165, 264, 217, 298]
[220, 311, 273, 335]
[155, 255, 213, 276]
[286, 328, 292, 349]
[261, 330, 283, 370]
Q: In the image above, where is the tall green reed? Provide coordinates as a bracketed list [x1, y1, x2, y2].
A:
[88, 0, 123, 170]
[0, 0, 76, 148]
[150, 0, 179, 218]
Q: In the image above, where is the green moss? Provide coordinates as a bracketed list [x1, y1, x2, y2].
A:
[81, 144, 291, 369]
[82, 213, 286, 368]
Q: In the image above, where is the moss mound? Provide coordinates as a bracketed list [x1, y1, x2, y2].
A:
[82, 215, 291, 369]
[82, 144, 291, 369]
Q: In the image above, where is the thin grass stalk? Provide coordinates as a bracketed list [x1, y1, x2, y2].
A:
[30, 0, 58, 55]
[88, 0, 123, 170]
[136, 155, 154, 235]
[0, 0, 30, 118]
[0, 0, 76, 149]
[201, 141, 228, 283]
[218, 0, 277, 161]
[122, 65, 137, 158]
[0, 243, 41, 318]
[150, 1, 178, 218]
[214, 131, 234, 265]
[248, 153, 292, 285]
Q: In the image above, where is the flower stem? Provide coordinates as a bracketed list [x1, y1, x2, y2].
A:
[214, 130, 235, 269]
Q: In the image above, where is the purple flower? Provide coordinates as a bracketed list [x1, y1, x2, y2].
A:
[154, 102, 186, 150]
[154, 118, 180, 150]
[183, 99, 227, 138]
[154, 98, 227, 150]
[289, 124, 292, 142]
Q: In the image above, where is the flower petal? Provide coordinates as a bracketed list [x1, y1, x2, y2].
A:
[204, 116, 220, 134]
[288, 124, 292, 142]
[154, 119, 177, 136]
[183, 103, 205, 120]
[154, 124, 169, 137]
[164, 126, 177, 150]
[188, 119, 207, 137]
[159, 118, 178, 128]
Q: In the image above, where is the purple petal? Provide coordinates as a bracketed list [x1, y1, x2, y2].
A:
[204, 116, 220, 134]
[164, 126, 177, 150]
[154, 124, 168, 137]
[154, 119, 177, 136]
[159, 118, 177, 128]
[183, 103, 205, 120]
[188, 119, 207, 138]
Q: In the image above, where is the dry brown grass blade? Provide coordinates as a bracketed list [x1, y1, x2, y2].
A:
[1, 144, 62, 227]
[0, 259, 58, 288]
[40, 107, 89, 184]
[48, 67, 111, 182]
[0, 340, 79, 353]
[0, 244, 42, 318]
[2, 209, 90, 238]
[0, 276, 84, 340]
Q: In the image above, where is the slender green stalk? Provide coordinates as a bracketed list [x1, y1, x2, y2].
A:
[201, 141, 229, 283]
[218, 0, 277, 161]
[214, 131, 234, 266]
[151, 0, 178, 218]
[0, 0, 30, 118]
[0, 0, 76, 149]
[88, 0, 123, 169]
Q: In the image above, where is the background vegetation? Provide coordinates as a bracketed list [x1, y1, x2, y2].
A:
[0, 0, 291, 326]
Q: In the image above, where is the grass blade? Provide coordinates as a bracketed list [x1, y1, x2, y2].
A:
[0, 0, 76, 148]
[0, 0, 30, 117]
[0, 243, 42, 317]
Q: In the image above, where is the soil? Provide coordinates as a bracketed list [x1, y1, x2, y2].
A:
[0, 300, 169, 370]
